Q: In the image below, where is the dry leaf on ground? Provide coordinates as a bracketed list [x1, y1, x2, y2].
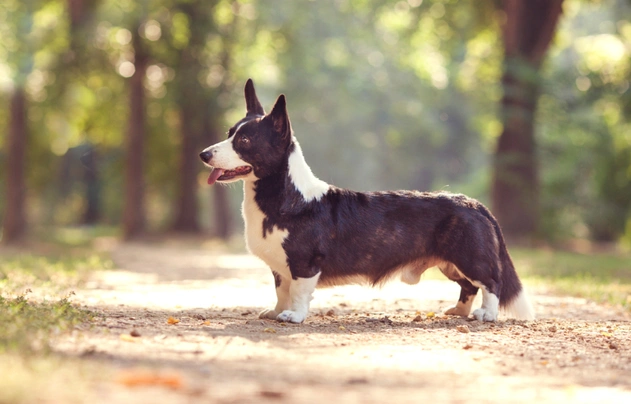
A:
[116, 370, 184, 389]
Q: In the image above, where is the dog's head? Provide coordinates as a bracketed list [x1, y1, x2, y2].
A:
[200, 79, 293, 185]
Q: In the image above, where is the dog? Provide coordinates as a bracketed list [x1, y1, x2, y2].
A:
[199, 79, 535, 324]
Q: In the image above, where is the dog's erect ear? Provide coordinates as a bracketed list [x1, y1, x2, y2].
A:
[244, 78, 265, 117]
[266, 94, 291, 141]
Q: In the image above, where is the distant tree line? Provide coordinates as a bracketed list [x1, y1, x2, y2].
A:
[2, 0, 631, 246]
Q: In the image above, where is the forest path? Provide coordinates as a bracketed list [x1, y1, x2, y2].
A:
[55, 243, 631, 403]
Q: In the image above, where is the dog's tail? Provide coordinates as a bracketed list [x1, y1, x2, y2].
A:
[479, 206, 535, 320]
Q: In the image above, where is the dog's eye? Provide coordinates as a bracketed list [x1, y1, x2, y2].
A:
[239, 136, 250, 145]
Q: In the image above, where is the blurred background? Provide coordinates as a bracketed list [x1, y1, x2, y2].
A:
[1, 0, 631, 247]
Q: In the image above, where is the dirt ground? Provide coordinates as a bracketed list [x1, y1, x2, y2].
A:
[50, 242, 631, 403]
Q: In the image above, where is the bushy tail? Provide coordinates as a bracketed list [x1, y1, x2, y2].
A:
[479, 206, 535, 320]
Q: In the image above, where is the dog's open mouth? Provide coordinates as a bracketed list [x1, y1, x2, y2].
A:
[207, 166, 253, 185]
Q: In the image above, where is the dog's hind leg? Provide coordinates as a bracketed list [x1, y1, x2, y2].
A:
[276, 272, 321, 324]
[259, 270, 291, 320]
[451, 263, 501, 322]
[471, 284, 500, 322]
[445, 279, 479, 317]
[438, 263, 479, 317]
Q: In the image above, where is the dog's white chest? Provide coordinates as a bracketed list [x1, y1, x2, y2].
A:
[242, 183, 291, 279]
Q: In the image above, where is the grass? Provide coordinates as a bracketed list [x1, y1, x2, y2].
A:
[0, 253, 114, 294]
[0, 292, 93, 354]
[0, 238, 112, 355]
[511, 248, 631, 310]
[0, 230, 115, 403]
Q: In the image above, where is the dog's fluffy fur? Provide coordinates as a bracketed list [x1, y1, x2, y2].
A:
[199, 79, 534, 324]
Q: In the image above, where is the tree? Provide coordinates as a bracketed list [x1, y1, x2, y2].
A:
[170, 1, 209, 233]
[171, 0, 237, 238]
[1, 2, 37, 243]
[3, 88, 28, 243]
[123, 21, 148, 239]
[491, 0, 564, 241]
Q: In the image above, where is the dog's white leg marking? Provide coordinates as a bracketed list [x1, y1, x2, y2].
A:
[445, 294, 476, 317]
[259, 273, 291, 319]
[287, 140, 329, 201]
[277, 272, 321, 324]
[472, 285, 499, 322]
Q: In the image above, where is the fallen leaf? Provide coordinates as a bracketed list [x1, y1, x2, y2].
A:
[426, 312, 436, 318]
[456, 325, 470, 334]
[120, 334, 138, 343]
[339, 325, 347, 331]
[601, 332, 613, 337]
[130, 329, 141, 337]
[260, 390, 285, 398]
[116, 371, 184, 389]
[263, 327, 277, 333]
[202, 320, 211, 326]
[412, 315, 422, 322]
[540, 360, 549, 366]
[462, 344, 473, 350]
[167, 317, 180, 325]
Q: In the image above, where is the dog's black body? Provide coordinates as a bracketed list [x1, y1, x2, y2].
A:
[200, 79, 534, 323]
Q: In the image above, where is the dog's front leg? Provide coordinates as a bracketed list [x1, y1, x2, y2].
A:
[276, 272, 321, 324]
[259, 271, 291, 320]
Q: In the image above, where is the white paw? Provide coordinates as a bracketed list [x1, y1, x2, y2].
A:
[472, 307, 498, 322]
[445, 306, 469, 317]
[276, 310, 307, 324]
[259, 309, 280, 320]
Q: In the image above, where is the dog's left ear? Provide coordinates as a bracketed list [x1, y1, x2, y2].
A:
[266, 94, 292, 142]
[244, 79, 265, 117]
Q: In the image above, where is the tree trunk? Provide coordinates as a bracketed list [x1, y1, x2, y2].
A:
[81, 144, 100, 224]
[172, 103, 201, 232]
[491, 0, 564, 241]
[170, 3, 208, 233]
[2, 88, 28, 243]
[123, 25, 147, 239]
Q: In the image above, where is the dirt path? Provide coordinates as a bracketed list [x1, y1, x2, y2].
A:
[53, 243, 631, 403]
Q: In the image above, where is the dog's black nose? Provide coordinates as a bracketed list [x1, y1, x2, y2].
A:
[199, 151, 211, 163]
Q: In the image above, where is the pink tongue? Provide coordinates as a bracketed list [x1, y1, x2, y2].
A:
[207, 168, 224, 185]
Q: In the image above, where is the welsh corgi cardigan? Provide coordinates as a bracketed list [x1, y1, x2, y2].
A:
[199, 79, 534, 324]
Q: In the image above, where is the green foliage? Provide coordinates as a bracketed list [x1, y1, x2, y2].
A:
[0, 0, 630, 242]
[538, 0, 631, 242]
[0, 292, 93, 354]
